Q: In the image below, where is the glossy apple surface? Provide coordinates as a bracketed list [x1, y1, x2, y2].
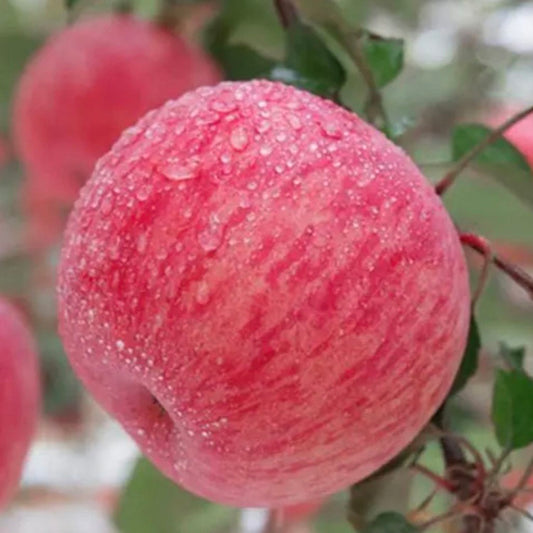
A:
[58, 80, 470, 506]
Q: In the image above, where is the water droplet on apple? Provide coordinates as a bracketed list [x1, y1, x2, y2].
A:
[230, 127, 249, 151]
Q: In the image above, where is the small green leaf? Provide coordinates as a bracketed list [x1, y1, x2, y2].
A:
[361, 34, 404, 88]
[281, 21, 346, 98]
[115, 458, 238, 533]
[65, 0, 79, 8]
[362, 512, 419, 533]
[452, 123, 531, 172]
[492, 369, 533, 450]
[450, 314, 481, 395]
[500, 343, 526, 371]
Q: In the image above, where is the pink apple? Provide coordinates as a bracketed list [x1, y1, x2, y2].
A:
[13, 13, 220, 249]
[58, 80, 470, 506]
[0, 298, 40, 508]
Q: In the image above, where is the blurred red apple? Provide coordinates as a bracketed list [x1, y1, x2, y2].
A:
[13, 13, 220, 249]
[58, 80, 470, 506]
[0, 298, 40, 508]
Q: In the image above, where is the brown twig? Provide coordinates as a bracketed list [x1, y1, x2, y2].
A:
[274, 0, 298, 28]
[435, 104, 533, 195]
[460, 233, 533, 300]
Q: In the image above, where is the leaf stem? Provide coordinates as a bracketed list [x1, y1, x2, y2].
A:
[435, 104, 533, 195]
[460, 233, 533, 300]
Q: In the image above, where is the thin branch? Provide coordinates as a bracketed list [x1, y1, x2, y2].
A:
[274, 0, 298, 28]
[435, 104, 533, 195]
[472, 248, 493, 307]
[460, 233, 533, 299]
[342, 33, 390, 132]
[508, 456, 533, 502]
[418, 507, 464, 531]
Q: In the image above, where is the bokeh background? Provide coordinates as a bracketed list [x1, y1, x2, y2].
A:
[0, 0, 532, 532]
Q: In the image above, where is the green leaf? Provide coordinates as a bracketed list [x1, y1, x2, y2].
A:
[451, 123, 533, 207]
[450, 314, 481, 395]
[115, 458, 238, 533]
[281, 21, 346, 98]
[500, 343, 526, 371]
[452, 123, 531, 172]
[361, 33, 404, 88]
[361, 512, 418, 533]
[65, 0, 79, 8]
[492, 369, 533, 450]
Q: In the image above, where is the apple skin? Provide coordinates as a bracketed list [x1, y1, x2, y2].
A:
[58, 80, 470, 506]
[12, 13, 220, 249]
[0, 298, 40, 509]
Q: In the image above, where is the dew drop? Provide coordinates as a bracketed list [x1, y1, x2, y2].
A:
[287, 114, 302, 130]
[230, 127, 249, 151]
[260, 145, 272, 157]
[116, 340, 125, 351]
[320, 121, 343, 139]
[137, 233, 148, 254]
[196, 281, 210, 305]
[210, 99, 237, 113]
[100, 193, 115, 216]
[136, 185, 150, 202]
[159, 157, 200, 181]
[198, 225, 222, 252]
[219, 153, 231, 165]
[256, 120, 271, 133]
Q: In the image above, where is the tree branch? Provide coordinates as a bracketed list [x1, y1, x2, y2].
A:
[435, 104, 533, 195]
[460, 233, 533, 300]
[273, 0, 298, 28]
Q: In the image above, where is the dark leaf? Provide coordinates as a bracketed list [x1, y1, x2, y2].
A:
[492, 369, 533, 450]
[361, 34, 404, 88]
[115, 458, 238, 533]
[65, 0, 79, 8]
[216, 44, 276, 80]
[500, 343, 526, 371]
[361, 512, 419, 533]
[282, 21, 346, 97]
[450, 314, 481, 395]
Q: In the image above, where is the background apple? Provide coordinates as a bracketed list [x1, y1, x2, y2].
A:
[13, 13, 221, 249]
[0, 297, 40, 509]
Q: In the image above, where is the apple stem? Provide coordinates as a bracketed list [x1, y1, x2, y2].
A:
[459, 232, 533, 300]
[273, 0, 298, 28]
[435, 104, 533, 196]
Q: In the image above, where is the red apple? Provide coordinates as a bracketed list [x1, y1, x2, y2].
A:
[58, 80, 470, 506]
[0, 298, 40, 508]
[13, 13, 220, 249]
